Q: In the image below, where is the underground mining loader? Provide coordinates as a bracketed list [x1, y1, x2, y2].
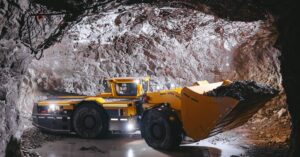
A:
[32, 77, 150, 138]
[140, 80, 278, 150]
[32, 76, 278, 149]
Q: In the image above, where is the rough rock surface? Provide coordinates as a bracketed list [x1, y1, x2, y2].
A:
[0, 1, 123, 156]
[242, 93, 291, 145]
[0, 0, 31, 156]
[21, 128, 62, 157]
[28, 4, 281, 97]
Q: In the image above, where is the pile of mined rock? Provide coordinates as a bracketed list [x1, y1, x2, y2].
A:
[204, 80, 279, 101]
[205, 81, 279, 132]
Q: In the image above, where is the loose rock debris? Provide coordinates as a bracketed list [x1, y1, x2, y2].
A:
[204, 80, 279, 101]
[21, 128, 63, 157]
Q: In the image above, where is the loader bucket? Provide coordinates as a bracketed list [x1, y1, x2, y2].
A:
[181, 81, 278, 140]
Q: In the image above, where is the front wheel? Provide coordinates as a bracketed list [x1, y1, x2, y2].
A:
[73, 102, 108, 138]
[141, 107, 183, 150]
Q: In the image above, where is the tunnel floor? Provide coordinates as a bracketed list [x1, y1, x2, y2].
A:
[31, 133, 243, 157]
[21, 127, 288, 157]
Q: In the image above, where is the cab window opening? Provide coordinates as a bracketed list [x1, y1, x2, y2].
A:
[115, 83, 137, 96]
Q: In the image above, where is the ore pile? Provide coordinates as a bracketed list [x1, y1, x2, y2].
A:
[204, 80, 279, 101]
[205, 81, 279, 134]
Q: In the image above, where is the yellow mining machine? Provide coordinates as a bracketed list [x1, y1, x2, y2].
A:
[32, 77, 150, 137]
[32, 77, 277, 149]
[141, 80, 277, 149]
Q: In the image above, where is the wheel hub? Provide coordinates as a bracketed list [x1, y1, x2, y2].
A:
[151, 123, 165, 140]
[83, 116, 96, 129]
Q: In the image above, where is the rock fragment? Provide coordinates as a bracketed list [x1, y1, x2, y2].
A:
[277, 108, 287, 118]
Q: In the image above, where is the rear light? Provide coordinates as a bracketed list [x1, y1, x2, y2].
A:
[38, 106, 48, 114]
[40, 110, 48, 114]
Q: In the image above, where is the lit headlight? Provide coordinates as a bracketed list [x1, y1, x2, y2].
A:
[170, 83, 175, 89]
[126, 120, 136, 131]
[134, 79, 140, 84]
[126, 122, 135, 131]
[156, 85, 161, 90]
[48, 104, 60, 113]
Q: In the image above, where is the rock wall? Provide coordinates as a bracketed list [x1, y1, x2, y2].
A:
[29, 4, 281, 97]
[0, 0, 31, 156]
[0, 1, 125, 156]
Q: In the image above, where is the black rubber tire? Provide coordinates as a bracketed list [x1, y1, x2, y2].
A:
[141, 107, 182, 150]
[73, 102, 108, 138]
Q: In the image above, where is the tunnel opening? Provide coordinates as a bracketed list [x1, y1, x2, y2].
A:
[0, 0, 298, 157]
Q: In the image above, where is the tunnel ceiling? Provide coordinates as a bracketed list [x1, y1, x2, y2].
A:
[20, 0, 275, 56]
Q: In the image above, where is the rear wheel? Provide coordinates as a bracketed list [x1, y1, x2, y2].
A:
[73, 102, 108, 138]
[141, 107, 183, 150]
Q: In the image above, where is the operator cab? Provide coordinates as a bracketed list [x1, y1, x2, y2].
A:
[100, 77, 150, 98]
[99, 77, 150, 133]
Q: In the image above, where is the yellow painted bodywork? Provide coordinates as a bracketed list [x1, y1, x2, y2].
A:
[145, 80, 240, 141]
[37, 77, 244, 140]
[181, 85, 239, 140]
[37, 77, 149, 117]
[145, 88, 182, 110]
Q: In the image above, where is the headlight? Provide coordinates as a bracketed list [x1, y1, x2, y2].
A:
[170, 83, 175, 89]
[156, 85, 161, 90]
[126, 122, 135, 131]
[134, 79, 140, 84]
[48, 104, 60, 113]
